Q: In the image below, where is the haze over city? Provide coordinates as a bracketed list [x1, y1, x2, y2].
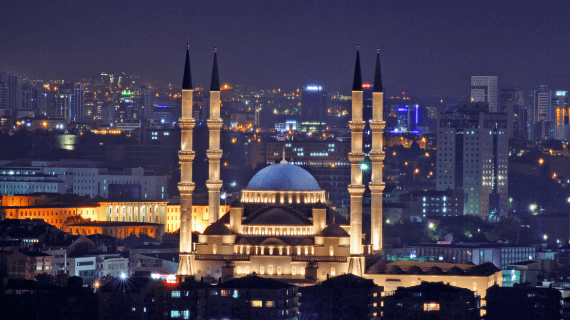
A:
[2, 0, 570, 96]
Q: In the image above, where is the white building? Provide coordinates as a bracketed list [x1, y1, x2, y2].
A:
[471, 76, 498, 112]
[0, 160, 167, 200]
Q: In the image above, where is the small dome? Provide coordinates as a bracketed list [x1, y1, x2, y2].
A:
[446, 266, 465, 275]
[246, 163, 321, 191]
[321, 224, 349, 237]
[426, 266, 444, 275]
[406, 266, 424, 275]
[203, 221, 233, 235]
[386, 265, 405, 274]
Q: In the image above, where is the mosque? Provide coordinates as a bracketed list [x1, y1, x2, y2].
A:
[176, 44, 386, 283]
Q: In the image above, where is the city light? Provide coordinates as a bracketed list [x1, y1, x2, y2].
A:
[360, 163, 369, 171]
[120, 272, 127, 280]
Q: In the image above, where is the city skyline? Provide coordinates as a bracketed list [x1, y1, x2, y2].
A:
[1, 0, 570, 97]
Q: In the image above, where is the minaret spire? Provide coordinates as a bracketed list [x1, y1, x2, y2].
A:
[352, 44, 363, 91]
[210, 47, 220, 91]
[182, 42, 192, 90]
[373, 47, 383, 93]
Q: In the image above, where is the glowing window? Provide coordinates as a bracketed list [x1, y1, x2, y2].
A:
[424, 303, 440, 311]
[251, 300, 263, 307]
[265, 301, 275, 307]
[171, 291, 181, 298]
[171, 310, 181, 318]
[221, 290, 230, 297]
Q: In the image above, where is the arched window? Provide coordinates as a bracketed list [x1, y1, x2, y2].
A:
[212, 244, 217, 255]
[260, 266, 265, 275]
[268, 265, 274, 275]
[277, 266, 282, 275]
[292, 267, 296, 276]
[329, 245, 334, 256]
[331, 267, 336, 277]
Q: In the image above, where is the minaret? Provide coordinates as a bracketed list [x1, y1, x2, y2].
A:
[177, 42, 195, 277]
[207, 47, 223, 224]
[369, 47, 386, 252]
[348, 45, 366, 276]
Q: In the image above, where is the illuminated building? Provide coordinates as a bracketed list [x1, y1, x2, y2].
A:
[301, 85, 327, 133]
[471, 76, 498, 112]
[65, 221, 162, 239]
[383, 282, 480, 320]
[175, 46, 387, 284]
[436, 103, 508, 217]
[366, 261, 502, 300]
[553, 90, 570, 140]
[0, 160, 167, 200]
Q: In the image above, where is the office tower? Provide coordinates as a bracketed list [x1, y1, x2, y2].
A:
[394, 105, 420, 133]
[552, 90, 570, 140]
[436, 103, 508, 218]
[369, 48, 386, 252]
[529, 85, 553, 141]
[177, 43, 196, 277]
[137, 86, 152, 119]
[301, 85, 327, 132]
[471, 76, 498, 112]
[499, 87, 525, 139]
[206, 48, 223, 224]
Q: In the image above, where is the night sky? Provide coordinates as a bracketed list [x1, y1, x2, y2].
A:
[2, 0, 569, 98]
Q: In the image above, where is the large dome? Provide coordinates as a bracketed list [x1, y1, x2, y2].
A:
[246, 162, 321, 191]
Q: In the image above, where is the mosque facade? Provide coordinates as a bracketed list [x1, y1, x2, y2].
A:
[177, 45, 385, 283]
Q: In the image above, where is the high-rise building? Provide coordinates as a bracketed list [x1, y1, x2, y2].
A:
[499, 87, 525, 140]
[552, 90, 570, 140]
[436, 103, 508, 218]
[529, 85, 553, 141]
[301, 85, 327, 132]
[471, 76, 498, 112]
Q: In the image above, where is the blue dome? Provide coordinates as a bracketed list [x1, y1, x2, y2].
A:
[246, 163, 321, 191]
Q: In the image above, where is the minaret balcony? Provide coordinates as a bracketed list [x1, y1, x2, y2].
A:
[206, 180, 223, 189]
[369, 121, 386, 130]
[368, 152, 385, 162]
[179, 119, 196, 129]
[178, 151, 196, 161]
[368, 182, 386, 192]
[347, 185, 366, 194]
[206, 150, 223, 159]
[178, 182, 195, 194]
[348, 121, 366, 131]
[348, 153, 365, 163]
[206, 119, 223, 130]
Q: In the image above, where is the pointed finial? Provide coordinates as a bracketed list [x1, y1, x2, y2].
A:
[373, 46, 383, 93]
[352, 45, 363, 91]
[357, 43, 360, 50]
[377, 46, 380, 54]
[280, 146, 288, 164]
[210, 48, 220, 91]
[182, 42, 192, 90]
[333, 214, 336, 224]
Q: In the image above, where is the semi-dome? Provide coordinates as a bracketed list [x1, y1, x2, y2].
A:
[246, 162, 321, 191]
